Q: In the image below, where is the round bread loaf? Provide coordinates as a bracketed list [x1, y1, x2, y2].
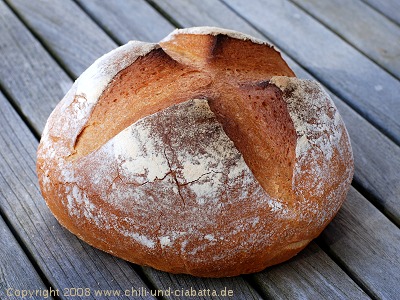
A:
[37, 27, 354, 277]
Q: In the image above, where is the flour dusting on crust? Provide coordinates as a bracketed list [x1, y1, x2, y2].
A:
[46, 99, 297, 262]
[96, 99, 285, 250]
[40, 41, 158, 153]
[271, 76, 354, 225]
[270, 76, 343, 160]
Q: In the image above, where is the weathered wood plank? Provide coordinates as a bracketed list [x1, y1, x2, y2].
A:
[0, 210, 48, 299]
[6, 0, 116, 78]
[248, 242, 369, 299]
[335, 99, 400, 225]
[141, 267, 262, 300]
[147, 0, 264, 39]
[0, 0, 71, 134]
[320, 188, 400, 299]
[362, 0, 400, 26]
[292, 0, 400, 79]
[76, 0, 175, 44]
[0, 93, 155, 300]
[222, 0, 400, 146]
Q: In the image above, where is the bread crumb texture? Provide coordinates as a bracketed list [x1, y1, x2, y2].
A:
[37, 27, 353, 277]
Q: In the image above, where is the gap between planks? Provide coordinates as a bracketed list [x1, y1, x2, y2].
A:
[315, 238, 376, 300]
[72, 0, 123, 46]
[288, 0, 400, 81]
[0, 81, 41, 141]
[360, 0, 400, 27]
[4, 0, 77, 80]
[352, 179, 400, 230]
[145, 0, 181, 29]
[0, 200, 61, 300]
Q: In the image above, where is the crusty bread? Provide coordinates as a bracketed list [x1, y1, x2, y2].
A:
[36, 27, 354, 277]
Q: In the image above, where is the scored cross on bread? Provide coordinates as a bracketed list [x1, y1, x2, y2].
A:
[37, 27, 353, 277]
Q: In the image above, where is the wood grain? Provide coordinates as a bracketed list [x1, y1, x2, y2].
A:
[0, 209, 47, 299]
[6, 0, 116, 78]
[362, 0, 400, 26]
[76, 0, 175, 44]
[141, 267, 263, 299]
[321, 187, 400, 299]
[223, 0, 400, 146]
[0, 0, 71, 134]
[0, 91, 155, 300]
[148, 0, 264, 39]
[292, 0, 400, 79]
[248, 243, 369, 299]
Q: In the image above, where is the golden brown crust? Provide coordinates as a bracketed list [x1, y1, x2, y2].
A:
[37, 27, 354, 277]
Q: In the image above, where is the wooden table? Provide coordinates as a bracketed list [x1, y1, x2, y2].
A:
[1, 0, 399, 299]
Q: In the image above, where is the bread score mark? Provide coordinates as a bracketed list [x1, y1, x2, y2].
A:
[64, 29, 299, 201]
[37, 27, 354, 277]
[70, 28, 295, 160]
[41, 27, 352, 216]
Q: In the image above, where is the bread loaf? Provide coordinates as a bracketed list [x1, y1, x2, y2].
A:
[36, 27, 354, 277]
